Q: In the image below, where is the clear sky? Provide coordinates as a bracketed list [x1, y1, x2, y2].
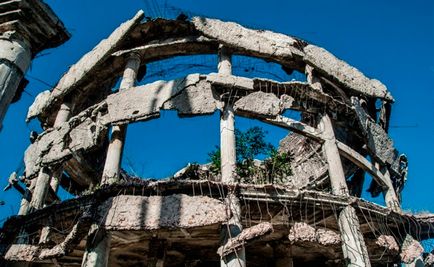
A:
[0, 0, 433, 225]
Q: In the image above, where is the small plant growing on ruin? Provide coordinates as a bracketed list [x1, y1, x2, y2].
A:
[208, 127, 292, 184]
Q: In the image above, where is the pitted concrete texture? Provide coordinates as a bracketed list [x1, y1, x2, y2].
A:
[375, 235, 399, 254]
[100, 194, 229, 230]
[288, 222, 341, 246]
[400, 234, 424, 264]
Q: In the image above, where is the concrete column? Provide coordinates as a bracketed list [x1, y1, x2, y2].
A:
[218, 45, 232, 76]
[220, 104, 236, 183]
[320, 114, 348, 196]
[319, 113, 371, 267]
[29, 167, 52, 210]
[218, 46, 245, 267]
[218, 45, 235, 183]
[101, 53, 140, 185]
[0, 32, 31, 130]
[221, 194, 246, 267]
[50, 101, 74, 193]
[53, 101, 74, 127]
[82, 225, 111, 267]
[18, 178, 36, 215]
[375, 162, 401, 213]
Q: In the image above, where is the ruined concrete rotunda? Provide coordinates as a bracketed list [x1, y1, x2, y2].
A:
[1, 8, 434, 267]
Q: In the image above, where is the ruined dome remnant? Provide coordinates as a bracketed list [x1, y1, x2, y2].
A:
[1, 7, 433, 267]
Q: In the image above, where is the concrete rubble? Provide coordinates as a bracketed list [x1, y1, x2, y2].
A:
[400, 235, 424, 264]
[288, 222, 341, 246]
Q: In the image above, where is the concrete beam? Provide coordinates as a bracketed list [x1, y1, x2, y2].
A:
[27, 10, 144, 121]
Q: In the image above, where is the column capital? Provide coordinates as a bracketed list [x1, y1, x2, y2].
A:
[0, 0, 70, 57]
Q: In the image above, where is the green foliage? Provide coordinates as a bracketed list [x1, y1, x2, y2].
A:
[208, 146, 221, 173]
[208, 126, 293, 184]
[235, 127, 274, 164]
[264, 148, 293, 184]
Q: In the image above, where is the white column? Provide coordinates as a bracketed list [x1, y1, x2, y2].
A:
[221, 194, 246, 267]
[375, 162, 401, 213]
[219, 45, 235, 183]
[319, 114, 371, 267]
[50, 101, 74, 193]
[18, 178, 36, 215]
[101, 53, 141, 185]
[220, 104, 236, 183]
[218, 46, 246, 267]
[0, 33, 31, 130]
[29, 167, 52, 210]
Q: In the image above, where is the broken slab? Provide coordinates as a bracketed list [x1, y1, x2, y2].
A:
[375, 235, 399, 254]
[304, 45, 393, 101]
[234, 92, 281, 118]
[100, 194, 229, 230]
[24, 105, 108, 178]
[217, 222, 273, 257]
[38, 215, 92, 259]
[352, 97, 397, 165]
[425, 253, 434, 266]
[400, 235, 424, 264]
[288, 222, 340, 246]
[27, 10, 145, 121]
[191, 17, 303, 61]
[4, 244, 39, 262]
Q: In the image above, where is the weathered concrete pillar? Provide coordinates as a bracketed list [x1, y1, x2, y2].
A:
[219, 45, 236, 183]
[375, 162, 401, 213]
[54, 101, 74, 127]
[218, 45, 245, 267]
[220, 104, 236, 183]
[17, 102, 73, 216]
[18, 178, 36, 216]
[319, 114, 371, 267]
[50, 101, 74, 193]
[305, 64, 322, 91]
[101, 53, 141, 185]
[0, 33, 31, 131]
[0, 0, 69, 130]
[29, 167, 52, 210]
[82, 225, 111, 267]
[221, 194, 246, 267]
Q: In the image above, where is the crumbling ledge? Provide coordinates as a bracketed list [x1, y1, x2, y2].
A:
[217, 222, 273, 257]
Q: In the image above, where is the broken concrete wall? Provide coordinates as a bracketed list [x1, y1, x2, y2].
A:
[24, 106, 107, 178]
[278, 133, 328, 189]
[352, 97, 398, 165]
[303, 45, 393, 101]
[100, 194, 229, 230]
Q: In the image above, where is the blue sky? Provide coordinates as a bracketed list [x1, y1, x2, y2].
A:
[0, 0, 433, 224]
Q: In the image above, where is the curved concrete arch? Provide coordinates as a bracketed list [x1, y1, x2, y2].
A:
[27, 14, 393, 126]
